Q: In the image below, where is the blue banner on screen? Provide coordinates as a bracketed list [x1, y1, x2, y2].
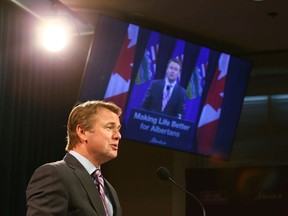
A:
[124, 108, 195, 151]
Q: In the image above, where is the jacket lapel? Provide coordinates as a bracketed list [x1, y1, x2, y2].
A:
[64, 153, 106, 216]
[104, 179, 122, 216]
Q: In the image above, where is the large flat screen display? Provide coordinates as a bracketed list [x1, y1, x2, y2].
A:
[79, 15, 252, 159]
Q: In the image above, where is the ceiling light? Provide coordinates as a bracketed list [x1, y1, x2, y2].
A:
[41, 20, 69, 52]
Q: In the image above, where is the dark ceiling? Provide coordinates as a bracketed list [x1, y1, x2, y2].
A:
[12, 0, 288, 77]
[58, 0, 288, 70]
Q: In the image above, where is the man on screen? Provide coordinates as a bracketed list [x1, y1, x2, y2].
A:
[141, 58, 186, 119]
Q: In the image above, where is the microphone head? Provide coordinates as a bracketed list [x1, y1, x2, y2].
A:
[156, 167, 171, 180]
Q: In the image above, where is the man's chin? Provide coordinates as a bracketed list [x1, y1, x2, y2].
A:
[110, 151, 118, 158]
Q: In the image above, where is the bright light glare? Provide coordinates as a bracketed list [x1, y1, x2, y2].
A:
[42, 22, 69, 52]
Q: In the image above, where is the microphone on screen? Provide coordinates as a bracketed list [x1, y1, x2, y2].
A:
[156, 167, 206, 216]
[166, 84, 171, 91]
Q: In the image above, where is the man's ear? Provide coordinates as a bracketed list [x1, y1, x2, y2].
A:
[76, 125, 88, 143]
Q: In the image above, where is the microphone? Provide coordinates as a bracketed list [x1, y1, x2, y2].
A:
[157, 166, 171, 180]
[166, 85, 171, 91]
[156, 167, 206, 216]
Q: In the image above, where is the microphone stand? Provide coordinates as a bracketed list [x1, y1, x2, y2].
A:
[168, 177, 206, 216]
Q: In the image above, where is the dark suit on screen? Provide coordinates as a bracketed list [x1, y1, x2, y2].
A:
[142, 79, 186, 118]
[26, 153, 122, 216]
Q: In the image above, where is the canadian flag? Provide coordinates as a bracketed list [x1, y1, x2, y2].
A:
[197, 53, 230, 154]
[104, 24, 139, 110]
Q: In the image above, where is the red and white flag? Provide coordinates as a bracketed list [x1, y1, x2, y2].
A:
[197, 53, 230, 154]
[104, 24, 139, 110]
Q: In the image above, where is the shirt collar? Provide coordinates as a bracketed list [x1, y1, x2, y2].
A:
[69, 150, 98, 175]
[165, 78, 177, 88]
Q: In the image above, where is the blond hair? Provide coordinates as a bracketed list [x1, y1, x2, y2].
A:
[65, 100, 121, 151]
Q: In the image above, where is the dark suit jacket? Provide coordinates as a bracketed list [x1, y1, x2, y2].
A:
[26, 153, 122, 216]
[142, 80, 186, 118]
